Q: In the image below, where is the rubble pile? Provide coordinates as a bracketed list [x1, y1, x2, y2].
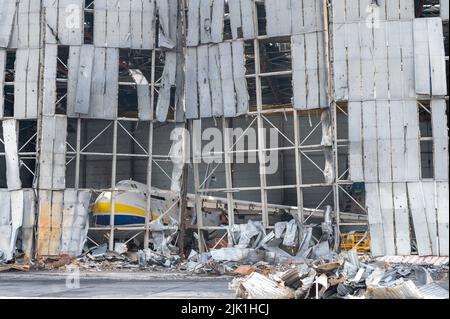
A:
[229, 249, 449, 299]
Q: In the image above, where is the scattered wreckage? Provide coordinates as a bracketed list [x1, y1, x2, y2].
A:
[1, 190, 448, 300]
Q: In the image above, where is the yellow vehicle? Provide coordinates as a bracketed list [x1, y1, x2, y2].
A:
[340, 232, 370, 253]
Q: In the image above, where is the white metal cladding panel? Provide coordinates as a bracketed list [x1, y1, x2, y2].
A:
[362, 101, 378, 183]
[403, 100, 420, 182]
[393, 182, 411, 255]
[0, 49, 5, 118]
[414, 18, 447, 96]
[437, 181, 449, 256]
[74, 45, 95, 114]
[389, 100, 406, 182]
[52, 116, 68, 190]
[209, 44, 223, 117]
[200, 0, 212, 44]
[210, 0, 225, 43]
[14, 48, 39, 119]
[67, 45, 81, 117]
[21, 189, 35, 258]
[348, 101, 364, 182]
[94, 0, 156, 49]
[407, 182, 433, 256]
[442, 0, 449, 20]
[185, 47, 199, 119]
[58, 0, 84, 45]
[431, 99, 449, 181]
[232, 40, 249, 115]
[379, 182, 396, 255]
[332, 23, 348, 101]
[376, 101, 392, 183]
[0, 0, 17, 48]
[48, 190, 63, 255]
[42, 44, 58, 116]
[422, 181, 439, 255]
[427, 18, 447, 96]
[197, 45, 212, 118]
[219, 42, 236, 118]
[39, 116, 55, 190]
[365, 182, 385, 257]
[2, 119, 21, 190]
[186, 0, 200, 46]
[373, 21, 388, 100]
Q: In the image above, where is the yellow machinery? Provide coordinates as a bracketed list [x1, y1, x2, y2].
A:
[340, 232, 371, 253]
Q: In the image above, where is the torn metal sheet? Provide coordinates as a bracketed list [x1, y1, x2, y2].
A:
[240, 0, 256, 39]
[156, 0, 177, 49]
[231, 272, 295, 299]
[366, 279, 423, 299]
[0, 190, 24, 262]
[2, 119, 21, 190]
[200, 0, 212, 44]
[228, 0, 242, 40]
[156, 52, 177, 122]
[130, 69, 152, 120]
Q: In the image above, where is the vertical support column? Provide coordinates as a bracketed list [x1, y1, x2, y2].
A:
[253, 2, 268, 229]
[191, 119, 204, 252]
[324, 0, 340, 250]
[144, 50, 157, 249]
[222, 117, 235, 242]
[109, 119, 118, 250]
[74, 118, 81, 189]
[293, 110, 304, 225]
